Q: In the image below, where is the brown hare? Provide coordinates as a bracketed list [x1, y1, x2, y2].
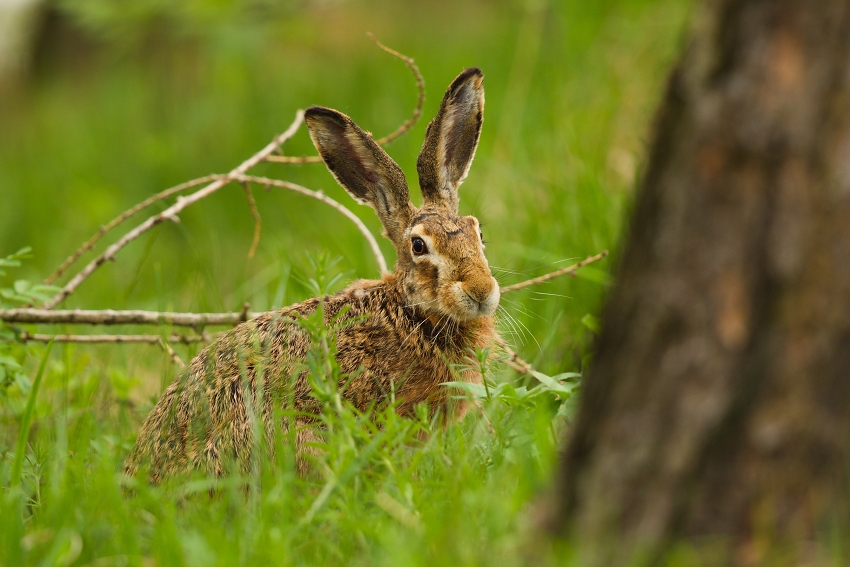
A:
[125, 68, 499, 481]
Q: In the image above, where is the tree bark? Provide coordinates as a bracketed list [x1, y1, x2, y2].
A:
[551, 0, 850, 562]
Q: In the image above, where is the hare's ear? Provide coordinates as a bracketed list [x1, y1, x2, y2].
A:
[305, 106, 413, 246]
[417, 68, 484, 213]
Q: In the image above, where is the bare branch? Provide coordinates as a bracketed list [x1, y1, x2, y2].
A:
[264, 36, 424, 165]
[0, 308, 256, 327]
[3, 251, 608, 328]
[235, 174, 388, 274]
[263, 155, 323, 165]
[44, 175, 224, 285]
[19, 331, 211, 344]
[500, 251, 609, 294]
[242, 182, 262, 258]
[42, 111, 306, 310]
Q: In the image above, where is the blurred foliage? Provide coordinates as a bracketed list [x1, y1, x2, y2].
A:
[0, 1, 693, 563]
[0, 249, 59, 400]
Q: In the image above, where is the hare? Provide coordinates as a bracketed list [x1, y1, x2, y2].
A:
[124, 68, 499, 481]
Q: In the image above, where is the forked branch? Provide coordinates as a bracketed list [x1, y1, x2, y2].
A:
[42, 112, 306, 310]
[44, 174, 224, 285]
[42, 37, 420, 304]
[264, 33, 425, 165]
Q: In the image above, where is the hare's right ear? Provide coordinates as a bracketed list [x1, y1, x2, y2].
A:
[417, 68, 484, 213]
[305, 106, 413, 246]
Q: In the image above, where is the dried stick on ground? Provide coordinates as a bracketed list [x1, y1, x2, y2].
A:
[41, 112, 305, 310]
[264, 34, 425, 165]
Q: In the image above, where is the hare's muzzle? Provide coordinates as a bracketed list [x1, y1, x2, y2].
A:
[454, 276, 500, 320]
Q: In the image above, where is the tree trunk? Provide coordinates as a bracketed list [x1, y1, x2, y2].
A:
[551, 0, 850, 562]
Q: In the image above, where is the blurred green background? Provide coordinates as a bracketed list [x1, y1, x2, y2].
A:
[0, 0, 689, 383]
[0, 2, 696, 564]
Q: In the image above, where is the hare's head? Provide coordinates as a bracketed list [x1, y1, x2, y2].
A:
[305, 68, 498, 323]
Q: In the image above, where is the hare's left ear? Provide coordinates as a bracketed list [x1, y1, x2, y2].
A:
[417, 68, 484, 213]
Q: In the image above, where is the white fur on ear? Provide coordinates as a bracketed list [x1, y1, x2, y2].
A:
[417, 68, 485, 213]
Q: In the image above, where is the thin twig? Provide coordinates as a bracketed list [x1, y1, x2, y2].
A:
[495, 336, 533, 375]
[42, 112, 306, 310]
[44, 175, 224, 285]
[367, 32, 425, 146]
[235, 174, 388, 274]
[19, 331, 211, 344]
[242, 182, 262, 258]
[158, 338, 186, 368]
[264, 36, 424, 165]
[500, 251, 609, 294]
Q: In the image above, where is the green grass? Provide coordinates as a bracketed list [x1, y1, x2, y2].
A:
[1, 0, 689, 564]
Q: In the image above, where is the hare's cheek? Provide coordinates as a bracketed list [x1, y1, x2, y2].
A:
[415, 261, 440, 294]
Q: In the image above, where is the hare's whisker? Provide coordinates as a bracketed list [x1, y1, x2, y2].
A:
[433, 314, 452, 344]
[532, 291, 572, 299]
[499, 298, 545, 321]
[497, 307, 525, 345]
[490, 266, 525, 275]
[404, 298, 439, 309]
[401, 314, 433, 346]
[512, 314, 541, 351]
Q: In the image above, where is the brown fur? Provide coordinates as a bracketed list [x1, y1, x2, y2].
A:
[125, 68, 498, 481]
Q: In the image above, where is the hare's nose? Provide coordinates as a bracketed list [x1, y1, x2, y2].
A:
[462, 278, 495, 305]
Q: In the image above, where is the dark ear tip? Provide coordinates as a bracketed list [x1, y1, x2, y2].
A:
[448, 67, 484, 97]
[305, 106, 349, 127]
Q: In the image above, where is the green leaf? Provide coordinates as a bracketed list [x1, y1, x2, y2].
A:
[581, 314, 602, 334]
[0, 355, 23, 369]
[529, 370, 576, 399]
[14, 372, 31, 394]
[575, 266, 611, 286]
[442, 381, 488, 398]
[550, 372, 581, 381]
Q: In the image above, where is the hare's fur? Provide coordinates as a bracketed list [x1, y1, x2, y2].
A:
[125, 68, 499, 481]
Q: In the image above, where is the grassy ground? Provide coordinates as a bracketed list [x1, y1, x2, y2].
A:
[1, 0, 689, 564]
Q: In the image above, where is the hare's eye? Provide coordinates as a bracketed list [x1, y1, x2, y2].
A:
[411, 237, 428, 256]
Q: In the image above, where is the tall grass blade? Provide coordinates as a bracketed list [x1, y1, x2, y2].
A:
[10, 337, 54, 491]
